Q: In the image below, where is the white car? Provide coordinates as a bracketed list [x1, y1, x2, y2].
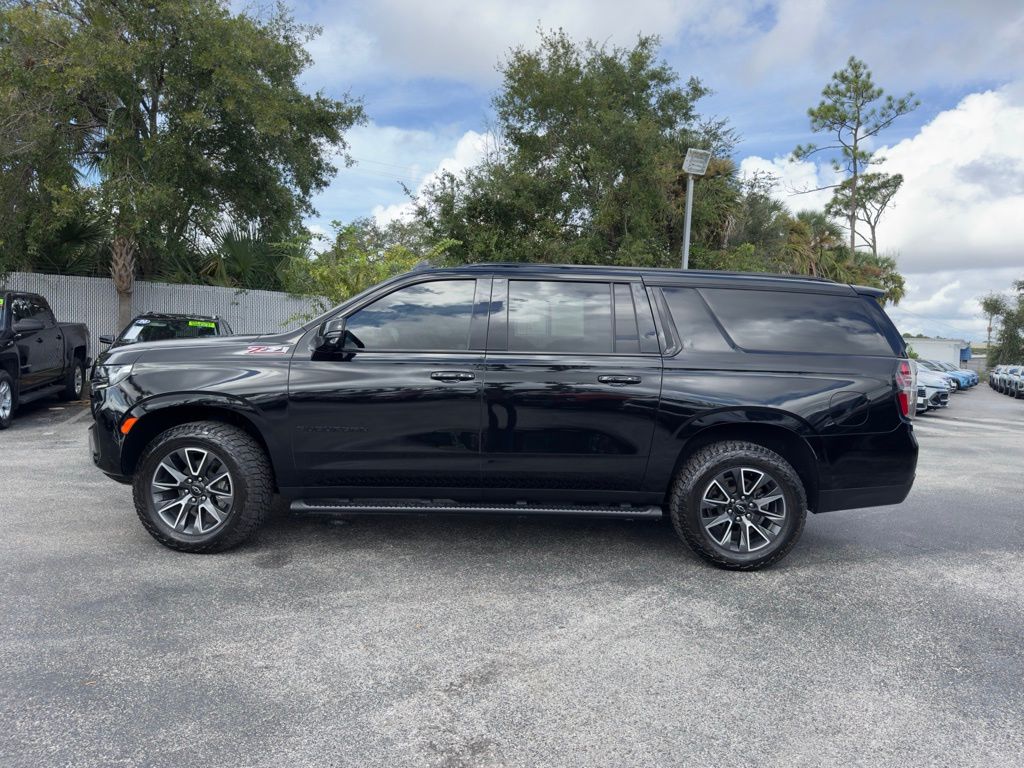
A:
[916, 366, 952, 411]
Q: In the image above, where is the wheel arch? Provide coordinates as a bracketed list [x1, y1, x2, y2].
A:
[120, 400, 279, 491]
[664, 420, 821, 513]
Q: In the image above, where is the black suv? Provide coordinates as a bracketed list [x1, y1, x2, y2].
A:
[89, 264, 918, 569]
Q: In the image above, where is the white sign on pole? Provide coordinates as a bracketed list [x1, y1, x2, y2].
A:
[682, 148, 712, 176]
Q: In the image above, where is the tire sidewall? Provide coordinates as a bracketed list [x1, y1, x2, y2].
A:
[134, 432, 252, 549]
[0, 371, 15, 429]
[683, 451, 805, 568]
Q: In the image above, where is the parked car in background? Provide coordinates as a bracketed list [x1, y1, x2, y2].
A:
[994, 365, 1017, 394]
[916, 366, 952, 411]
[988, 365, 1004, 389]
[933, 360, 978, 388]
[0, 290, 90, 430]
[1004, 365, 1023, 398]
[917, 359, 961, 391]
[89, 264, 920, 571]
[99, 313, 233, 349]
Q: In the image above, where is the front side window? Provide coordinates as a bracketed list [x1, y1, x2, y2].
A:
[507, 280, 613, 354]
[344, 280, 477, 351]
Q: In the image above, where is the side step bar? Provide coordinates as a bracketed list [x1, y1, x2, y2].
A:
[16, 382, 65, 405]
[291, 499, 664, 519]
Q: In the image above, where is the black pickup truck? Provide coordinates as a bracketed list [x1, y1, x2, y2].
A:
[89, 264, 919, 570]
[0, 290, 90, 429]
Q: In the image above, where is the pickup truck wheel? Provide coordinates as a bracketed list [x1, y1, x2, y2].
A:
[60, 357, 86, 401]
[669, 441, 807, 571]
[133, 421, 273, 553]
[0, 372, 15, 429]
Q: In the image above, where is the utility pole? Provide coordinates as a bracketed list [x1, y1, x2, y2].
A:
[680, 148, 711, 270]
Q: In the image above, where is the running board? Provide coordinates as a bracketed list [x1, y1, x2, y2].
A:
[16, 382, 65, 405]
[290, 499, 664, 519]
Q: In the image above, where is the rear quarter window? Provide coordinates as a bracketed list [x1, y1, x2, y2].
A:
[699, 288, 896, 356]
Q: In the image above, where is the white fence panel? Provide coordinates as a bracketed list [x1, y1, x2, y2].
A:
[5, 272, 321, 354]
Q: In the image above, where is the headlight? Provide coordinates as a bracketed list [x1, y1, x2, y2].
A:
[91, 363, 134, 390]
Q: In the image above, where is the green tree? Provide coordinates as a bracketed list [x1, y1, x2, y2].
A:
[825, 172, 904, 257]
[416, 30, 723, 267]
[282, 219, 458, 316]
[0, 0, 365, 293]
[793, 56, 917, 258]
[985, 281, 1023, 365]
[979, 292, 1010, 349]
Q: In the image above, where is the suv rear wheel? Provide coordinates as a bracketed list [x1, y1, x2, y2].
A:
[669, 440, 807, 570]
[133, 421, 273, 553]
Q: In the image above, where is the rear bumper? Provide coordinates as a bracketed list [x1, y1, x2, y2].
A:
[817, 481, 914, 513]
[816, 423, 918, 513]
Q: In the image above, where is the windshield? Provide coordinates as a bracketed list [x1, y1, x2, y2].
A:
[118, 317, 220, 344]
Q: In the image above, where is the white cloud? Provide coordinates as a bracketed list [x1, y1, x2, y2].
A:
[306, 122, 493, 230]
[309, 0, 747, 84]
[737, 154, 843, 213]
[885, 267, 1022, 343]
[874, 82, 1024, 273]
[740, 81, 1024, 274]
[372, 130, 493, 224]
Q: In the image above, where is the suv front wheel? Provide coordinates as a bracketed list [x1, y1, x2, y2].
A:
[670, 440, 807, 570]
[133, 421, 273, 553]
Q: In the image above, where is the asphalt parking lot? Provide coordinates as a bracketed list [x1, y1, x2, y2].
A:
[2, 387, 1022, 767]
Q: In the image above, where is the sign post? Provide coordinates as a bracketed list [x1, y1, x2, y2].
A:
[680, 148, 712, 270]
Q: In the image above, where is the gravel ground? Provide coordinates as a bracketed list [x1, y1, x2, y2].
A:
[1, 386, 1022, 767]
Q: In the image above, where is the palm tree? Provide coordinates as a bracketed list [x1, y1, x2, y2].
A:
[110, 235, 136, 333]
[795, 210, 844, 278]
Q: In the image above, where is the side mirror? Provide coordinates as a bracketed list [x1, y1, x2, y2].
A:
[99, 335, 115, 345]
[315, 317, 347, 351]
[13, 318, 45, 335]
[313, 317, 363, 356]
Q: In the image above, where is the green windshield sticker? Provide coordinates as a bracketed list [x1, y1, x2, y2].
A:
[188, 320, 216, 328]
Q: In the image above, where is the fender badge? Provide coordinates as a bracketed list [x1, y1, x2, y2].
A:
[245, 345, 291, 355]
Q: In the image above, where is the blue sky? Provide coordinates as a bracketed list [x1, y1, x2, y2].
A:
[266, 0, 1024, 340]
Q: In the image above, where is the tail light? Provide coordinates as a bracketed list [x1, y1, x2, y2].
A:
[896, 359, 916, 419]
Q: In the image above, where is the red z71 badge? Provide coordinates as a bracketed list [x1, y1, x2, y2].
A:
[244, 345, 291, 355]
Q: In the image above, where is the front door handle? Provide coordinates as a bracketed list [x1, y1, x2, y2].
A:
[598, 375, 641, 386]
[431, 371, 475, 382]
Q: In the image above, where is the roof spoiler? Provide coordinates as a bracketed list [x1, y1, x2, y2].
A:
[852, 284, 885, 298]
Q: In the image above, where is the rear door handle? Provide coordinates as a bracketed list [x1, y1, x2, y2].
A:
[431, 371, 475, 382]
[598, 375, 641, 386]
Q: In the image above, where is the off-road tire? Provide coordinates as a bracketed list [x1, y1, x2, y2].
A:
[133, 421, 273, 553]
[60, 355, 86, 401]
[669, 440, 807, 571]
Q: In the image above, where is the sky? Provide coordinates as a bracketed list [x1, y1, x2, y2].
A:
[267, 0, 1024, 342]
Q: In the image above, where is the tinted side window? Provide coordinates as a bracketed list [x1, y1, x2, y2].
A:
[701, 289, 895, 355]
[345, 280, 477, 351]
[31, 297, 55, 326]
[660, 287, 731, 352]
[9, 296, 34, 323]
[508, 280, 612, 353]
